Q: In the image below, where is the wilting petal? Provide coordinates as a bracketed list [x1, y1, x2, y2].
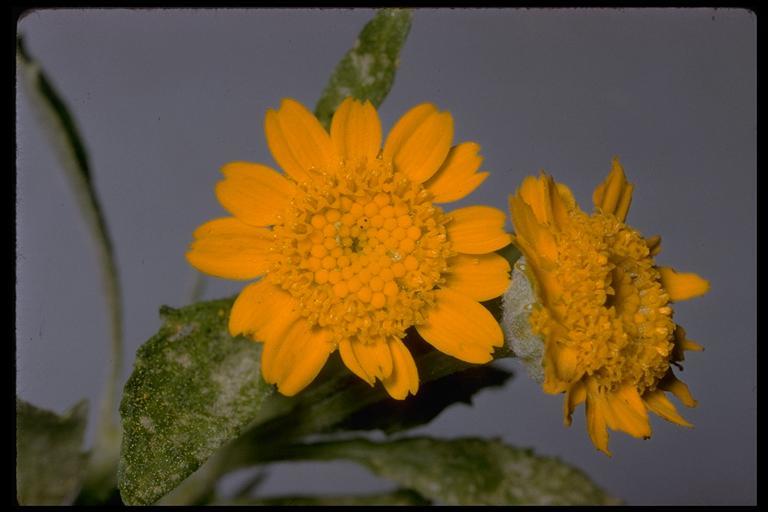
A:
[586, 387, 611, 456]
[643, 389, 693, 427]
[603, 385, 652, 439]
[592, 158, 634, 221]
[659, 267, 710, 301]
[563, 381, 587, 426]
[659, 372, 698, 407]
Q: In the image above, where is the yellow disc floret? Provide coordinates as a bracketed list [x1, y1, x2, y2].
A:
[268, 158, 453, 347]
[528, 209, 675, 395]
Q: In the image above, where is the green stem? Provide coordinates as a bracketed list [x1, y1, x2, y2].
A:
[188, 271, 207, 303]
[17, 35, 123, 496]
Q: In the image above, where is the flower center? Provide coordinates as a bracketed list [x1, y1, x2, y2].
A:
[529, 211, 674, 393]
[268, 158, 452, 347]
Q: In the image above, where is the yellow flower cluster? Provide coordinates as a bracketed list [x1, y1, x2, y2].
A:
[187, 98, 708, 453]
[509, 160, 709, 454]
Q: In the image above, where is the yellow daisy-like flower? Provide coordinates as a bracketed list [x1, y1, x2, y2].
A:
[509, 159, 709, 455]
[187, 97, 511, 399]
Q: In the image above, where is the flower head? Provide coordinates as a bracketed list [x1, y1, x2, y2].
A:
[187, 98, 511, 398]
[508, 159, 709, 455]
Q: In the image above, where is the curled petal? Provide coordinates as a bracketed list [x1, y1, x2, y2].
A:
[382, 337, 419, 400]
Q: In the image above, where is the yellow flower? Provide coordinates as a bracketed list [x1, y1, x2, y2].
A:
[508, 159, 709, 455]
[187, 97, 511, 399]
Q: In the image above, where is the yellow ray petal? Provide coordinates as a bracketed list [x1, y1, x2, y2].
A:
[264, 98, 337, 182]
[658, 267, 710, 301]
[425, 142, 488, 203]
[382, 103, 437, 163]
[339, 338, 374, 385]
[186, 218, 275, 280]
[392, 111, 453, 184]
[643, 389, 693, 427]
[447, 206, 511, 254]
[659, 373, 698, 407]
[509, 196, 558, 262]
[555, 183, 577, 210]
[603, 385, 651, 439]
[563, 381, 587, 426]
[547, 177, 573, 230]
[351, 338, 393, 380]
[262, 319, 333, 396]
[645, 235, 662, 256]
[228, 279, 300, 343]
[417, 288, 503, 363]
[382, 337, 419, 400]
[518, 174, 555, 225]
[330, 97, 382, 166]
[444, 253, 511, 302]
[585, 387, 611, 456]
[214, 162, 296, 227]
[592, 158, 634, 221]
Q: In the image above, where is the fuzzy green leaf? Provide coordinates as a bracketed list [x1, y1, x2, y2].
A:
[314, 8, 413, 129]
[117, 298, 272, 505]
[16, 399, 89, 505]
[270, 437, 618, 506]
[120, 297, 515, 505]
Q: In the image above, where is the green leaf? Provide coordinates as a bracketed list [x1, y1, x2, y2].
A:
[16, 399, 89, 505]
[314, 8, 413, 129]
[117, 298, 272, 505]
[268, 437, 619, 506]
[17, 35, 124, 498]
[337, 358, 512, 435]
[217, 489, 430, 506]
[120, 297, 515, 505]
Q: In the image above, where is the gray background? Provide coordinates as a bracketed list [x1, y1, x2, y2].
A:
[16, 8, 755, 505]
